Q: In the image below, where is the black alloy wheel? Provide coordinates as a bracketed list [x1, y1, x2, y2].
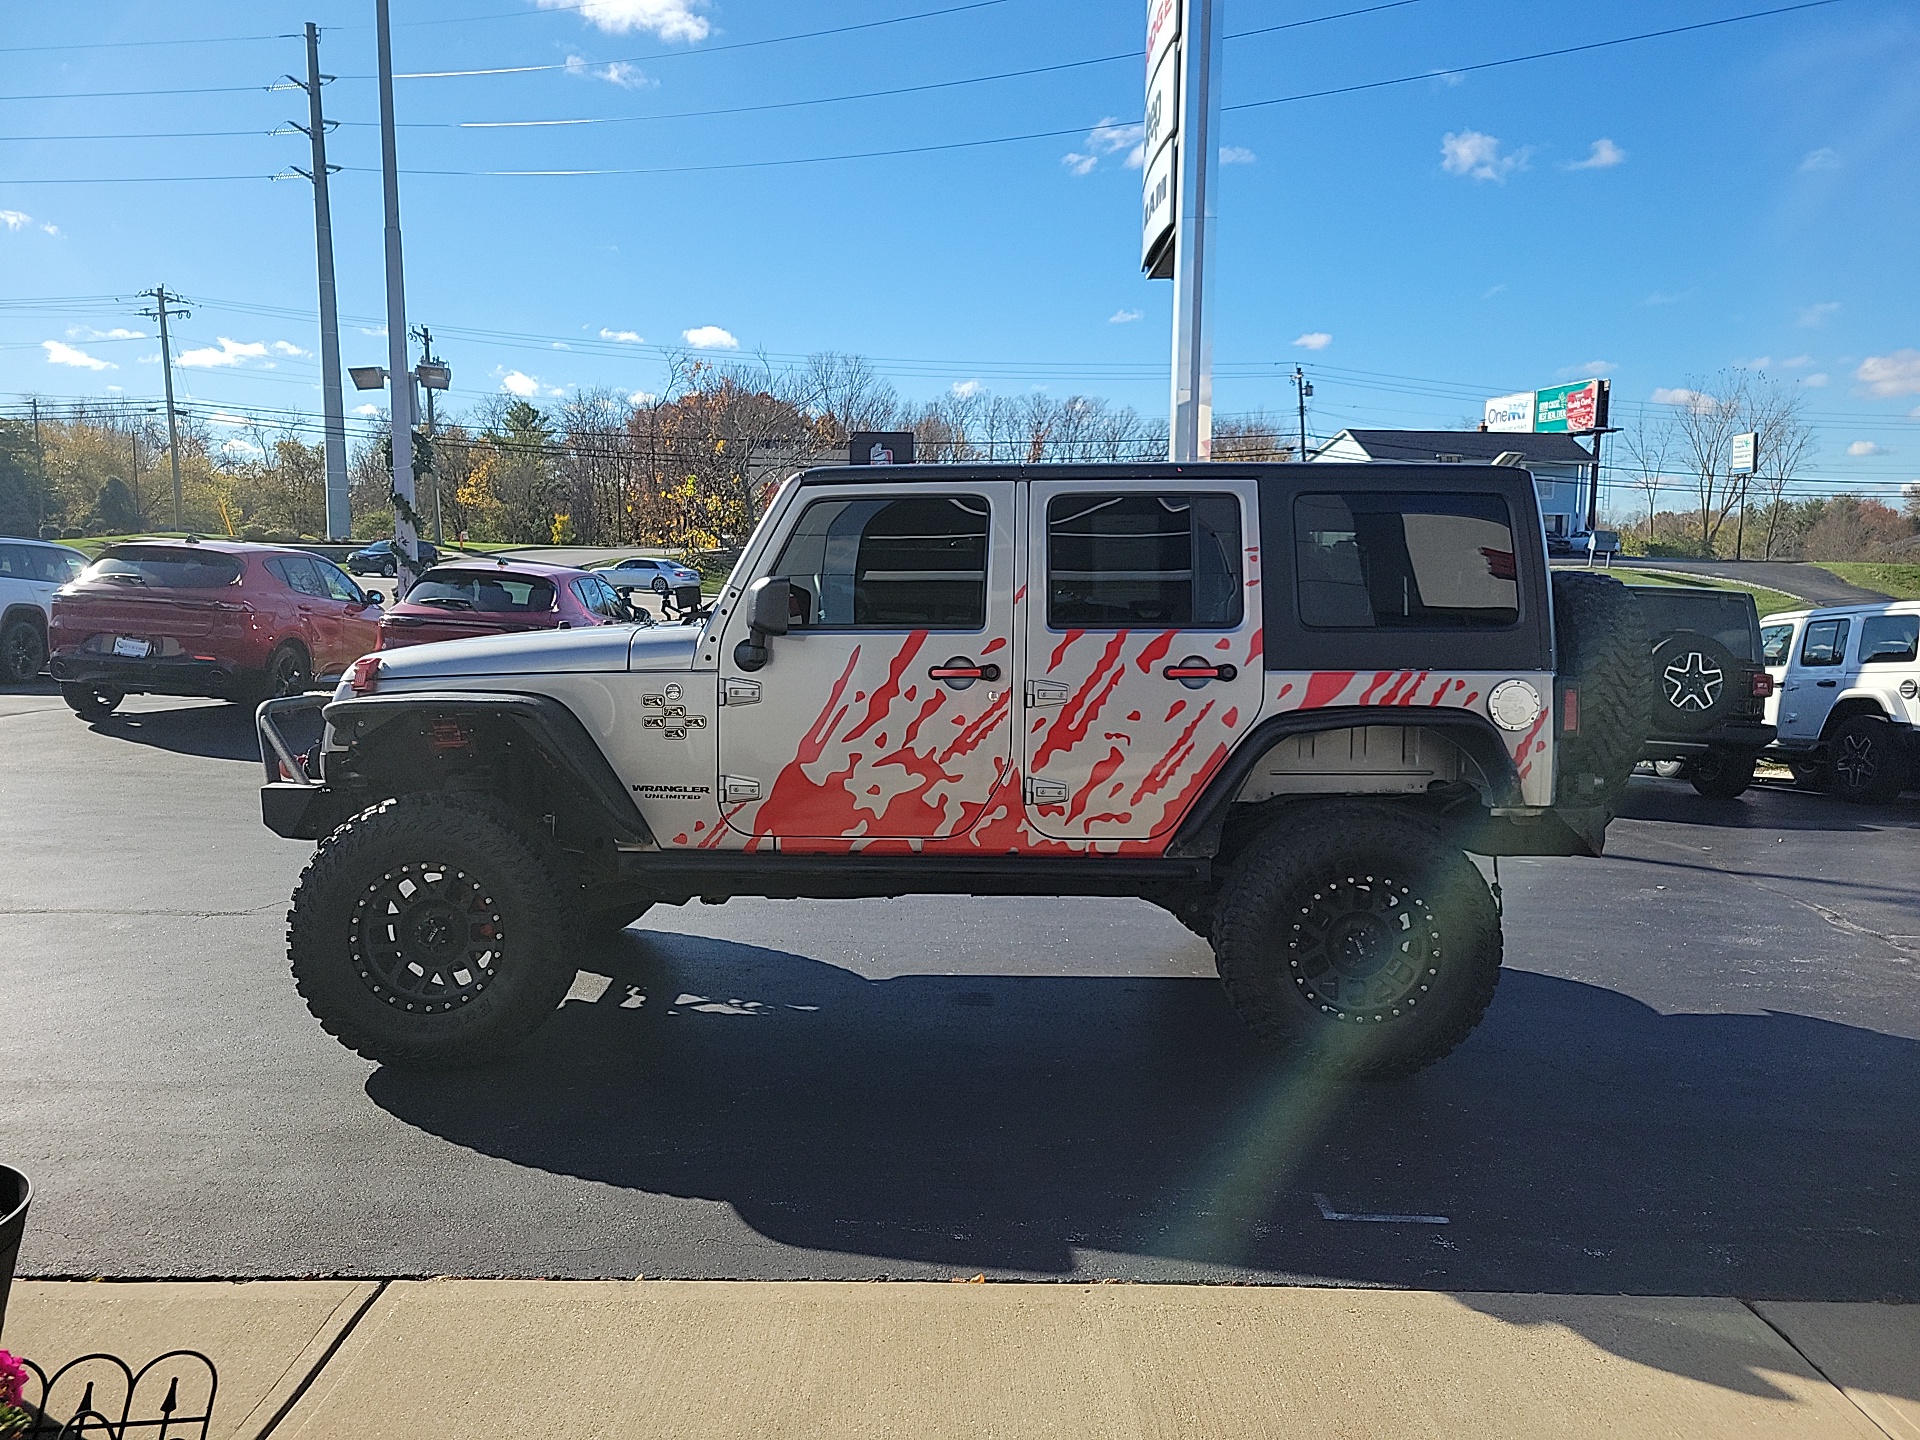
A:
[1829, 714, 1909, 804]
[351, 863, 505, 1013]
[263, 644, 313, 701]
[1, 618, 47, 683]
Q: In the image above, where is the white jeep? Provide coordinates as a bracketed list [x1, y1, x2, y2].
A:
[0, 537, 89, 684]
[259, 462, 1649, 1077]
[1761, 600, 1920, 802]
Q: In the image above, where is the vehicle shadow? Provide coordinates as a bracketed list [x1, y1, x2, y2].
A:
[1621, 775, 1917, 831]
[77, 699, 320, 763]
[366, 931, 1920, 1317]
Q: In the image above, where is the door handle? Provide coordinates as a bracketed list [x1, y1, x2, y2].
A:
[1163, 659, 1237, 683]
[1816, 679, 1837, 687]
[929, 658, 1000, 688]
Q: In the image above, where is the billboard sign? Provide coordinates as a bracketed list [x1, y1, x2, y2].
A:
[1484, 392, 1535, 433]
[1140, 0, 1180, 277]
[1535, 378, 1607, 433]
[1730, 431, 1757, 476]
[1145, 0, 1179, 81]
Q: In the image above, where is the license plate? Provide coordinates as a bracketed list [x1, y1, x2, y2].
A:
[112, 636, 151, 658]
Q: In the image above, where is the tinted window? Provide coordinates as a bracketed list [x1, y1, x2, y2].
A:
[1760, 623, 1794, 665]
[572, 575, 625, 619]
[89, 546, 241, 590]
[45, 548, 87, 584]
[268, 555, 330, 598]
[315, 559, 364, 604]
[1859, 614, 1918, 665]
[0, 545, 27, 578]
[0, 544, 85, 584]
[1296, 492, 1517, 629]
[1799, 618, 1849, 667]
[774, 495, 988, 629]
[1047, 492, 1240, 628]
[408, 570, 557, 613]
[1631, 589, 1760, 659]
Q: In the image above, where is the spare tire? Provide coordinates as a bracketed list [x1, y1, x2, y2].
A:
[1551, 571, 1651, 811]
[1650, 630, 1741, 735]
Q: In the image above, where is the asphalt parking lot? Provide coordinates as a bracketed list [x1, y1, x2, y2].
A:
[2, 681, 1915, 1299]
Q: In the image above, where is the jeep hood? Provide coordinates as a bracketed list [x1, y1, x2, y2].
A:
[367, 622, 698, 679]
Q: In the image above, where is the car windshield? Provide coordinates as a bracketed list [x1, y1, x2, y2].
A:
[406, 569, 556, 613]
[88, 546, 242, 589]
[1632, 589, 1761, 660]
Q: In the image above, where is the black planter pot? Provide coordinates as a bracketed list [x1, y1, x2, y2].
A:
[0, 1164, 28, 1340]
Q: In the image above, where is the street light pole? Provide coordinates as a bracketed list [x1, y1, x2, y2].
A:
[374, 0, 420, 594]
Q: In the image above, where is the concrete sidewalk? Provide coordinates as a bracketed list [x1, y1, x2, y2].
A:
[4, 1280, 1915, 1439]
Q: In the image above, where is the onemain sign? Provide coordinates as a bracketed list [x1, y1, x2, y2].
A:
[1140, 0, 1181, 277]
[1484, 378, 1610, 434]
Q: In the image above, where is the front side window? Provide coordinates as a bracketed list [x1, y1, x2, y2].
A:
[1859, 614, 1918, 665]
[268, 555, 330, 598]
[773, 494, 989, 629]
[314, 560, 364, 604]
[1760, 623, 1794, 665]
[1296, 492, 1518, 630]
[1046, 492, 1241, 628]
[1799, 618, 1849, 667]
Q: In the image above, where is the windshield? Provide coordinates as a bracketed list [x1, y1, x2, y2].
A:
[406, 569, 556, 613]
[88, 546, 242, 589]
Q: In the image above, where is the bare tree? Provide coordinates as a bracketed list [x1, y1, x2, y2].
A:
[1738, 376, 1813, 560]
[1666, 370, 1750, 555]
[1615, 408, 1673, 542]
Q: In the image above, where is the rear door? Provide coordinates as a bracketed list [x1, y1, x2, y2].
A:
[1777, 615, 1849, 743]
[1021, 478, 1262, 842]
[717, 482, 1016, 844]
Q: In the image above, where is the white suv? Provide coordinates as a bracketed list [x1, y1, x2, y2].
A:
[1761, 600, 1920, 802]
[0, 537, 89, 683]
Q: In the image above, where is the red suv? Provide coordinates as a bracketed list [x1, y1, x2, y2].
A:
[49, 540, 382, 720]
[376, 559, 639, 649]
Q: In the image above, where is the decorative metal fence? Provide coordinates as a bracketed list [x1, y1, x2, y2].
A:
[13, 1352, 216, 1440]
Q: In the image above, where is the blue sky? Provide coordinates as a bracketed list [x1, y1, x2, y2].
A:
[2, 0, 1916, 505]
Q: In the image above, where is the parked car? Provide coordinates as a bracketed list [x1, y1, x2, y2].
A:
[1760, 600, 1919, 803]
[593, 555, 703, 595]
[346, 538, 441, 577]
[0, 537, 89, 683]
[376, 560, 642, 650]
[1630, 585, 1775, 798]
[48, 540, 382, 720]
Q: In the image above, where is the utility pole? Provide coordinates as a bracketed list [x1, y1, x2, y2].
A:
[375, 0, 420, 592]
[128, 424, 142, 527]
[287, 22, 351, 541]
[30, 398, 47, 532]
[1291, 366, 1313, 462]
[139, 287, 188, 532]
[410, 324, 442, 543]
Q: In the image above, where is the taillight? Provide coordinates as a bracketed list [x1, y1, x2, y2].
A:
[1561, 687, 1579, 734]
[1751, 672, 1774, 698]
[347, 655, 381, 695]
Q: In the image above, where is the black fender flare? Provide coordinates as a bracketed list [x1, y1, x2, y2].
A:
[321, 690, 655, 848]
[1165, 705, 1527, 859]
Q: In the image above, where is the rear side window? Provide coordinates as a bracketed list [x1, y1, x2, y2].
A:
[89, 547, 241, 589]
[1296, 492, 1518, 629]
[408, 570, 557, 613]
[774, 494, 989, 629]
[1859, 614, 1918, 665]
[0, 544, 84, 583]
[1046, 492, 1241, 628]
[1760, 624, 1794, 665]
[1799, 618, 1849, 667]
[1633, 590, 1760, 659]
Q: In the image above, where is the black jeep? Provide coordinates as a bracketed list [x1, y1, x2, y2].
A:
[1631, 585, 1775, 798]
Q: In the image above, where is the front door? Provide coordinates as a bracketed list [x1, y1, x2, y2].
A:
[1021, 478, 1263, 842]
[718, 483, 1016, 846]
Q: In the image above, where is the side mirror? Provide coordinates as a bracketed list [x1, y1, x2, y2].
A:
[734, 576, 791, 672]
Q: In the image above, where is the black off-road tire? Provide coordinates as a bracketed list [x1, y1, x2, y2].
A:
[288, 793, 580, 1068]
[1828, 714, 1910, 804]
[1689, 746, 1757, 799]
[61, 683, 122, 721]
[1788, 757, 1831, 792]
[1550, 571, 1651, 810]
[1, 616, 47, 683]
[1212, 804, 1502, 1078]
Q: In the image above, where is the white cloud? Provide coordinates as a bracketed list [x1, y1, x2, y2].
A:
[563, 53, 653, 87]
[1566, 138, 1626, 171]
[599, 327, 644, 343]
[1481, 283, 1507, 300]
[0, 210, 30, 232]
[1219, 145, 1257, 165]
[270, 340, 308, 357]
[1847, 440, 1887, 457]
[1428, 69, 1466, 88]
[1558, 360, 1615, 377]
[358, 325, 387, 338]
[1062, 117, 1145, 175]
[950, 379, 985, 398]
[537, 0, 709, 41]
[1652, 386, 1719, 413]
[1108, 309, 1143, 324]
[1857, 350, 1920, 397]
[178, 337, 270, 368]
[352, 403, 382, 417]
[42, 340, 115, 371]
[208, 411, 251, 429]
[682, 324, 737, 349]
[1800, 147, 1839, 172]
[1797, 301, 1840, 327]
[1292, 332, 1332, 351]
[1801, 373, 1829, 388]
[501, 371, 542, 398]
[1440, 130, 1529, 181]
[104, 384, 121, 394]
[66, 325, 145, 341]
[40, 222, 59, 237]
[220, 437, 264, 460]
[628, 390, 657, 406]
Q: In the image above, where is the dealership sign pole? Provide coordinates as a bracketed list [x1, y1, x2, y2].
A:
[1730, 430, 1757, 560]
[1143, 0, 1223, 462]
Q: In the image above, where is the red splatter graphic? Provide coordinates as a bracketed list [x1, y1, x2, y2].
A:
[1048, 629, 1084, 671]
[1222, 707, 1239, 727]
[1134, 629, 1177, 674]
[1302, 671, 1357, 709]
[981, 636, 1007, 655]
[1162, 698, 1187, 723]
[1127, 710, 1142, 722]
[1246, 628, 1263, 665]
[1214, 637, 1232, 651]
[1130, 700, 1215, 805]
[1032, 632, 1129, 772]
[1066, 745, 1129, 823]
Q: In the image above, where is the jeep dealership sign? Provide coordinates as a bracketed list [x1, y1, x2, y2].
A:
[1140, 0, 1181, 274]
[1484, 378, 1610, 434]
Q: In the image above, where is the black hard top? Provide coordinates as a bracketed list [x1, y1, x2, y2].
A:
[1335, 430, 1596, 466]
[795, 460, 1533, 490]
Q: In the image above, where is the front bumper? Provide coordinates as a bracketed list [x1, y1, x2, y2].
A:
[51, 651, 249, 698]
[258, 693, 340, 839]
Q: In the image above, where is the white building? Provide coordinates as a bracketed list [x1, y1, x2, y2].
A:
[1310, 429, 1598, 541]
